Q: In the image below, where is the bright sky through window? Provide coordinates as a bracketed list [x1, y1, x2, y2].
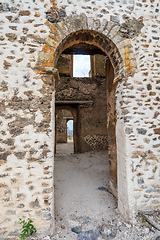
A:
[67, 120, 73, 130]
[73, 55, 91, 77]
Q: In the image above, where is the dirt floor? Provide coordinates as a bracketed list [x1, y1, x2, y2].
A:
[56, 141, 74, 154]
[52, 143, 160, 240]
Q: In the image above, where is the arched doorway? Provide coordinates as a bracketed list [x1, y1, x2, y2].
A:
[55, 109, 74, 154]
[54, 30, 119, 196]
[36, 16, 138, 229]
[53, 30, 121, 228]
[55, 104, 80, 153]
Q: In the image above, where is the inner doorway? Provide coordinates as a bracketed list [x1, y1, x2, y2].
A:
[55, 109, 74, 154]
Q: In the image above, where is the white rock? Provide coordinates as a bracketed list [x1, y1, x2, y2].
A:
[42, 236, 51, 240]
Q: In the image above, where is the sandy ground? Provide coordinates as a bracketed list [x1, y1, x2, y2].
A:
[52, 143, 160, 240]
[56, 141, 74, 154]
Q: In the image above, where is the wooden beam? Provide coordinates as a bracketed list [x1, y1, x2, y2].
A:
[62, 43, 106, 56]
[56, 100, 93, 105]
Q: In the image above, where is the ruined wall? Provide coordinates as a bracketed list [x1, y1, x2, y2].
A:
[56, 76, 108, 152]
[54, 0, 159, 219]
[56, 109, 72, 143]
[56, 54, 71, 77]
[36, 0, 160, 219]
[0, 0, 55, 238]
[56, 111, 67, 143]
[0, 0, 160, 237]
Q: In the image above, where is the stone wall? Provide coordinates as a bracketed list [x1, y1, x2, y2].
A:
[55, 76, 108, 152]
[0, 0, 160, 237]
[0, 0, 55, 237]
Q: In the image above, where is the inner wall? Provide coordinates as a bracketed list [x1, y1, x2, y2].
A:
[55, 54, 108, 153]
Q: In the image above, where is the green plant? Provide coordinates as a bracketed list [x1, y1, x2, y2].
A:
[19, 218, 37, 240]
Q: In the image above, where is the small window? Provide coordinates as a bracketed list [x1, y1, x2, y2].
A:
[73, 55, 91, 77]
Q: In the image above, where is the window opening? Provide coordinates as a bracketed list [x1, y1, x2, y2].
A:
[73, 54, 91, 77]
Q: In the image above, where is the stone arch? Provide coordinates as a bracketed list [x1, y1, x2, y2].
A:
[53, 29, 124, 193]
[36, 14, 138, 221]
[53, 30, 124, 81]
[55, 105, 76, 120]
[36, 14, 137, 78]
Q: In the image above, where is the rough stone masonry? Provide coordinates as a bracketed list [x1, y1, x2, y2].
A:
[0, 0, 160, 238]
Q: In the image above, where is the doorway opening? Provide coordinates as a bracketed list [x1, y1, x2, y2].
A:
[53, 30, 122, 234]
[67, 119, 73, 142]
[55, 109, 74, 154]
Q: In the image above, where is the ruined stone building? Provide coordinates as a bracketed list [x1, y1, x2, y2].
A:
[0, 0, 160, 238]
